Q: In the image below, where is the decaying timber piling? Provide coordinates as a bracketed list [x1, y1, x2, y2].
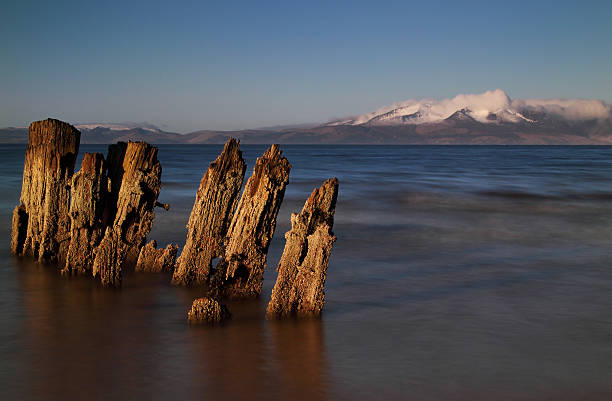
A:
[11, 119, 80, 263]
[63, 142, 166, 282]
[172, 138, 246, 286]
[62, 152, 109, 276]
[136, 240, 179, 273]
[11, 118, 340, 321]
[92, 141, 163, 287]
[266, 178, 338, 318]
[10, 119, 165, 286]
[211, 144, 291, 298]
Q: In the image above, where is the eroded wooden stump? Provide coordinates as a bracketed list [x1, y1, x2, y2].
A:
[62, 152, 109, 275]
[136, 240, 179, 273]
[266, 178, 338, 318]
[172, 138, 246, 286]
[11, 119, 80, 263]
[92, 141, 162, 287]
[212, 145, 291, 298]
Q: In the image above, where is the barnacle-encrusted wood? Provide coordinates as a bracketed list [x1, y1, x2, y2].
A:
[62, 152, 109, 275]
[11, 119, 80, 263]
[172, 138, 246, 286]
[266, 178, 338, 318]
[212, 145, 291, 298]
[92, 142, 162, 287]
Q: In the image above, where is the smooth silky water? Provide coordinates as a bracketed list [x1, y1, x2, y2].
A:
[1, 145, 612, 401]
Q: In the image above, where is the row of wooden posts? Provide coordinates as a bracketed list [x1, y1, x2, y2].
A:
[10, 119, 338, 322]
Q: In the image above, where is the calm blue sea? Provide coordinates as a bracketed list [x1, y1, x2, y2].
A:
[1, 144, 612, 401]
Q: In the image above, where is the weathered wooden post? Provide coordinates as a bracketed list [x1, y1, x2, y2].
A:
[266, 178, 338, 318]
[11, 118, 80, 263]
[172, 138, 246, 286]
[212, 144, 291, 298]
[92, 141, 162, 287]
[62, 152, 109, 275]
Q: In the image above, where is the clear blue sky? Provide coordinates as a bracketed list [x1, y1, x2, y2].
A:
[1, 0, 611, 132]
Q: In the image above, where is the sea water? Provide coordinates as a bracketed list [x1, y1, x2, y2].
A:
[1, 144, 612, 401]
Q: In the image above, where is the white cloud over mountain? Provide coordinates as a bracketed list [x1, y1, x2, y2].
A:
[330, 89, 611, 126]
[510, 98, 611, 120]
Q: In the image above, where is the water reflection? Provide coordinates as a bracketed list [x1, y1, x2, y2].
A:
[268, 319, 328, 401]
[12, 258, 330, 401]
[4, 145, 612, 400]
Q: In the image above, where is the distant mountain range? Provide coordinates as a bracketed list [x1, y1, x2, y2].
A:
[3, 90, 612, 144]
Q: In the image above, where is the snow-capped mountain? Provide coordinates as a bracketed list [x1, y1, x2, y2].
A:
[75, 122, 163, 132]
[327, 89, 610, 126]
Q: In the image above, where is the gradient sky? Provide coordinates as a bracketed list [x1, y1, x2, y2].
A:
[2, 0, 611, 132]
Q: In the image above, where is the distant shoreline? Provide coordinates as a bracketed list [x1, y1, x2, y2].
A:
[2, 125, 612, 145]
